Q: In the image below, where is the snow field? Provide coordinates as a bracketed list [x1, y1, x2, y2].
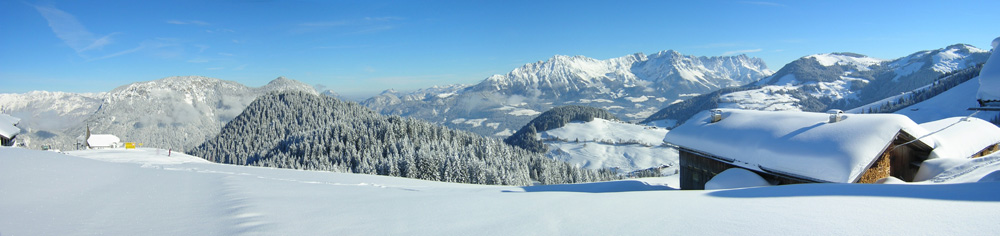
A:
[539, 118, 678, 172]
[3, 147, 1000, 235]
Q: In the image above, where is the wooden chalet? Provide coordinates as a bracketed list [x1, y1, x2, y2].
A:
[664, 109, 936, 190]
[0, 114, 21, 147]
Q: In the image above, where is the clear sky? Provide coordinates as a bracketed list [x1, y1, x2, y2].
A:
[2, 0, 998, 98]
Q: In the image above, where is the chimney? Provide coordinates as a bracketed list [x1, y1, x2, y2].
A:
[827, 109, 844, 123]
[710, 109, 723, 123]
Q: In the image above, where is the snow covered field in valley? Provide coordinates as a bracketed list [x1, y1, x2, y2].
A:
[540, 118, 678, 173]
[3, 147, 1000, 235]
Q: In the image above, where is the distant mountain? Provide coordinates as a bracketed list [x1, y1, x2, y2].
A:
[3, 76, 318, 150]
[364, 51, 772, 137]
[0, 91, 106, 147]
[79, 76, 317, 150]
[190, 91, 618, 185]
[644, 44, 989, 125]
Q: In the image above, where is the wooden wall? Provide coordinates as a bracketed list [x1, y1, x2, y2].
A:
[679, 148, 811, 190]
[679, 149, 737, 190]
[973, 143, 1000, 158]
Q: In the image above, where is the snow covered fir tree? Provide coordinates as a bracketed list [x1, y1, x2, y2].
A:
[190, 92, 618, 185]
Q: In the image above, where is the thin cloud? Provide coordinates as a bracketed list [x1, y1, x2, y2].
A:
[293, 16, 403, 34]
[694, 43, 739, 49]
[314, 45, 371, 50]
[722, 48, 763, 56]
[33, 4, 115, 53]
[369, 74, 456, 86]
[365, 16, 404, 21]
[85, 38, 180, 61]
[344, 25, 395, 35]
[299, 21, 350, 27]
[85, 45, 144, 61]
[740, 1, 786, 7]
[167, 20, 210, 26]
[195, 44, 210, 53]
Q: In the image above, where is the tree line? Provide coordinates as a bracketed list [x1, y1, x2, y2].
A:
[190, 92, 619, 186]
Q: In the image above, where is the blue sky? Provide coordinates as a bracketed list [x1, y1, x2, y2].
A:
[2, 0, 998, 98]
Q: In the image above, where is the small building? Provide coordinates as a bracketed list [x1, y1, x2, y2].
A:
[87, 134, 121, 149]
[664, 109, 936, 190]
[84, 126, 121, 149]
[0, 114, 21, 146]
[921, 117, 1000, 159]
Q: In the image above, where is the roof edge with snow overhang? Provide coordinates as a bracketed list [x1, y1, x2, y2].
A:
[664, 109, 935, 183]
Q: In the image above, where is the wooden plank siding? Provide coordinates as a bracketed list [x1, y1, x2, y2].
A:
[972, 143, 1000, 158]
[0, 136, 12, 146]
[678, 149, 737, 190]
[679, 148, 811, 190]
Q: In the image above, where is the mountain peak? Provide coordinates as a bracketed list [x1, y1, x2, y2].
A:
[267, 76, 292, 85]
[261, 77, 318, 95]
[944, 43, 987, 53]
[804, 53, 882, 68]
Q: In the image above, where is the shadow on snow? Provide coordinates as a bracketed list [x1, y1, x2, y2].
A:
[707, 182, 1000, 202]
[505, 180, 676, 193]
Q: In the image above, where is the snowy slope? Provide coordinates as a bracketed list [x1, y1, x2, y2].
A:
[4, 147, 1000, 235]
[895, 77, 999, 123]
[540, 118, 677, 173]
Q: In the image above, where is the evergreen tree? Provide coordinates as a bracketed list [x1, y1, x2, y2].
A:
[189, 91, 618, 185]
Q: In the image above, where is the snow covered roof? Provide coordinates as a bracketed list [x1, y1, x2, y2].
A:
[978, 36, 1000, 103]
[0, 123, 18, 139]
[87, 134, 121, 147]
[921, 117, 1000, 159]
[0, 114, 20, 125]
[664, 109, 935, 183]
[0, 114, 20, 138]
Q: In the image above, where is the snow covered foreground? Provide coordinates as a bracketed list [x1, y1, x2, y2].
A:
[3, 148, 1000, 235]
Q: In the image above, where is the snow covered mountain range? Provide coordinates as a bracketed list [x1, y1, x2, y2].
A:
[364, 50, 772, 137]
[721, 44, 987, 112]
[644, 44, 990, 125]
[2, 76, 317, 150]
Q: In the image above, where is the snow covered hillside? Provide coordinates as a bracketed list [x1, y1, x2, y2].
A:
[541, 118, 678, 174]
[0, 91, 106, 147]
[4, 147, 1000, 235]
[725, 45, 987, 112]
[645, 44, 989, 126]
[846, 38, 1000, 124]
[860, 74, 998, 123]
[3, 76, 319, 150]
[364, 50, 772, 137]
